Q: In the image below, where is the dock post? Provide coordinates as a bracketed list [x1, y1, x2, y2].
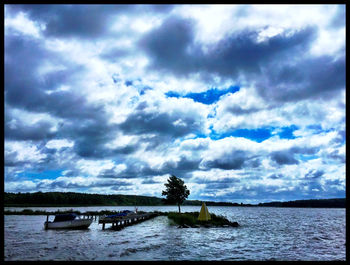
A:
[45, 215, 49, 230]
[102, 223, 105, 230]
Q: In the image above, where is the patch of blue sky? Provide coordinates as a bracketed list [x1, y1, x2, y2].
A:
[165, 85, 240, 105]
[125, 80, 133, 86]
[16, 170, 64, 180]
[140, 86, 152, 95]
[278, 125, 298, 139]
[298, 154, 319, 161]
[206, 125, 299, 143]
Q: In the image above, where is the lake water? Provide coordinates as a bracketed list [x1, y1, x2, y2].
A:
[4, 206, 346, 261]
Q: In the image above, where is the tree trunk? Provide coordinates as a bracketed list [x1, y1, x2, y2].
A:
[178, 204, 181, 213]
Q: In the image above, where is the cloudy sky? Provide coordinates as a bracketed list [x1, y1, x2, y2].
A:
[4, 4, 345, 203]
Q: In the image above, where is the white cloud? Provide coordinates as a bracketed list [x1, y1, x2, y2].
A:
[5, 141, 46, 163]
[46, 139, 74, 149]
[5, 10, 43, 38]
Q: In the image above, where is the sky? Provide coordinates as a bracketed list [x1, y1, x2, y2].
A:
[4, 4, 346, 204]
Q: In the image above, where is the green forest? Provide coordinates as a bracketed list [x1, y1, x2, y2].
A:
[4, 192, 345, 208]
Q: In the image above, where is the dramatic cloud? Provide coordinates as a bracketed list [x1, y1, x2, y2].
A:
[4, 4, 345, 203]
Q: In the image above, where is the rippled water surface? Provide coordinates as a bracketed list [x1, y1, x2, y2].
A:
[4, 206, 346, 261]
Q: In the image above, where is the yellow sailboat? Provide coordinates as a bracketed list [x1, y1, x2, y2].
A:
[198, 202, 211, 221]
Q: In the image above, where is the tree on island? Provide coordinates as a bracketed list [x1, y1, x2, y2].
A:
[162, 175, 190, 213]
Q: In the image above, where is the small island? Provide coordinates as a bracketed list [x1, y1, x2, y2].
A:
[167, 211, 239, 228]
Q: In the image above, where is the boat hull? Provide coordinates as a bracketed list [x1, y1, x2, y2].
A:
[45, 218, 93, 229]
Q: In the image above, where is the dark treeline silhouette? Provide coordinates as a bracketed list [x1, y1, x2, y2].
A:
[4, 192, 345, 208]
[4, 192, 163, 206]
[183, 200, 252, 207]
[258, 198, 345, 208]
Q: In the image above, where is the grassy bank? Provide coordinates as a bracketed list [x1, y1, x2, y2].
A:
[167, 212, 239, 227]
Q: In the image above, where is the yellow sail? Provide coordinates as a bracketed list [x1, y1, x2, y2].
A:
[198, 202, 211, 221]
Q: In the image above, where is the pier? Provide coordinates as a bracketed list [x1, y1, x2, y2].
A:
[98, 212, 158, 230]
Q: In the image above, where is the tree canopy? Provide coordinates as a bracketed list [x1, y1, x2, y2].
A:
[162, 175, 190, 213]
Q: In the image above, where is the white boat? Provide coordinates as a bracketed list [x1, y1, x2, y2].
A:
[44, 213, 93, 229]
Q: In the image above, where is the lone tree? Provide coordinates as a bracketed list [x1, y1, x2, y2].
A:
[162, 175, 190, 213]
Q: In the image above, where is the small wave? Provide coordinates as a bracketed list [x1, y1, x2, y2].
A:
[144, 233, 160, 238]
[120, 248, 137, 257]
[120, 243, 163, 257]
[312, 235, 331, 241]
[43, 246, 56, 251]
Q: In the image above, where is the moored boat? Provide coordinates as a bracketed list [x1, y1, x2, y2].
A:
[44, 213, 93, 229]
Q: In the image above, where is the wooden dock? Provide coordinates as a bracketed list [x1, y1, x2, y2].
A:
[98, 212, 158, 230]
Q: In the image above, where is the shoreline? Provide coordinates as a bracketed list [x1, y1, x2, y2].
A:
[4, 205, 346, 216]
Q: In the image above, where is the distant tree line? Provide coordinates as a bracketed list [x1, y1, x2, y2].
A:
[258, 198, 345, 208]
[4, 192, 164, 207]
[4, 191, 243, 207]
[3, 192, 345, 208]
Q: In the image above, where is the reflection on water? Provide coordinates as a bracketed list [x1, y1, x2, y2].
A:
[4, 206, 346, 261]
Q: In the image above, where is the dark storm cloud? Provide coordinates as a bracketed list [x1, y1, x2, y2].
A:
[193, 177, 241, 188]
[270, 146, 319, 166]
[4, 32, 91, 119]
[199, 148, 262, 171]
[268, 174, 284, 179]
[201, 150, 247, 170]
[4, 150, 25, 167]
[5, 32, 139, 159]
[270, 150, 299, 165]
[202, 27, 316, 77]
[140, 16, 316, 77]
[305, 170, 324, 179]
[140, 15, 344, 102]
[226, 105, 262, 115]
[5, 109, 56, 141]
[289, 146, 319, 155]
[119, 103, 203, 138]
[113, 160, 160, 179]
[99, 155, 200, 180]
[257, 55, 345, 102]
[7, 5, 175, 39]
[59, 119, 139, 159]
[11, 4, 175, 38]
[159, 156, 201, 178]
[327, 149, 345, 163]
[97, 168, 129, 179]
[139, 16, 196, 75]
